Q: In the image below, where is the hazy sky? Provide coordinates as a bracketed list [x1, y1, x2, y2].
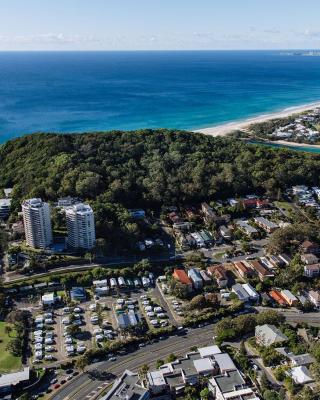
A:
[1, 0, 320, 50]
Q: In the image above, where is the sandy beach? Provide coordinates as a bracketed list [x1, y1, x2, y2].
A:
[194, 101, 320, 137]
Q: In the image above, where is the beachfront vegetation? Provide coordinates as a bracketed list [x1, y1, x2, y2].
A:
[2, 130, 320, 205]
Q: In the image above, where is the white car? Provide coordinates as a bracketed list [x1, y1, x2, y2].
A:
[45, 318, 54, 325]
[116, 299, 125, 305]
[73, 307, 82, 313]
[34, 343, 43, 351]
[77, 345, 86, 353]
[140, 295, 148, 300]
[35, 350, 43, 360]
[96, 334, 104, 342]
[45, 338, 54, 345]
[46, 332, 54, 338]
[157, 313, 167, 319]
[160, 320, 169, 327]
[62, 317, 70, 325]
[93, 328, 103, 336]
[44, 312, 53, 318]
[154, 307, 163, 313]
[45, 346, 54, 352]
[150, 319, 159, 326]
[34, 330, 43, 336]
[142, 300, 150, 306]
[147, 312, 155, 317]
[90, 315, 99, 324]
[35, 337, 43, 344]
[89, 304, 97, 311]
[65, 337, 73, 345]
[144, 306, 153, 312]
[35, 323, 44, 329]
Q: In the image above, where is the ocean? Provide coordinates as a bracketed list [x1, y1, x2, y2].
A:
[1, 50, 320, 143]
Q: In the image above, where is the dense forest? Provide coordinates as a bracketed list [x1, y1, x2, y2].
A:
[1, 129, 320, 211]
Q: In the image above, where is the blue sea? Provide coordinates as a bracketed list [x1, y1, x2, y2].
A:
[1, 50, 320, 143]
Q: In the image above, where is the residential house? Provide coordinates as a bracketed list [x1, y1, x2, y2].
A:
[207, 265, 228, 288]
[233, 261, 253, 279]
[301, 254, 319, 265]
[208, 370, 258, 400]
[255, 324, 288, 347]
[242, 283, 260, 301]
[188, 268, 203, 290]
[219, 225, 232, 240]
[304, 263, 320, 278]
[231, 284, 250, 302]
[300, 240, 320, 255]
[172, 269, 193, 292]
[308, 290, 320, 308]
[280, 289, 298, 306]
[248, 260, 274, 281]
[254, 217, 279, 233]
[269, 290, 287, 306]
[278, 254, 292, 266]
[289, 366, 314, 385]
[70, 287, 86, 301]
[236, 220, 258, 237]
[199, 270, 212, 285]
[101, 370, 150, 400]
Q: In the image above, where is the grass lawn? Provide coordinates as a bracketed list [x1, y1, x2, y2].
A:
[274, 201, 295, 214]
[0, 321, 22, 373]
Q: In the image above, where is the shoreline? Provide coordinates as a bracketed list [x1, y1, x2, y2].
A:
[194, 101, 320, 137]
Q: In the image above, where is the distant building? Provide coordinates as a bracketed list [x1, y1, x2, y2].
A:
[0, 367, 30, 398]
[254, 217, 279, 233]
[101, 370, 149, 400]
[70, 287, 86, 301]
[207, 265, 228, 288]
[0, 198, 11, 220]
[247, 260, 274, 281]
[280, 289, 298, 306]
[236, 220, 258, 237]
[172, 269, 193, 292]
[233, 261, 253, 279]
[66, 203, 96, 249]
[188, 268, 203, 290]
[219, 225, 232, 240]
[301, 254, 318, 265]
[300, 240, 320, 255]
[308, 290, 320, 308]
[255, 324, 288, 347]
[199, 270, 212, 285]
[208, 369, 258, 400]
[289, 366, 314, 385]
[242, 283, 259, 301]
[231, 284, 250, 302]
[41, 293, 57, 306]
[22, 198, 53, 249]
[269, 290, 287, 306]
[304, 263, 320, 278]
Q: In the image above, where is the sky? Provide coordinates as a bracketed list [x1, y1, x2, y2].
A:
[1, 0, 320, 51]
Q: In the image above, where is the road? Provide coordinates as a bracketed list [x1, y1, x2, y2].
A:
[50, 325, 215, 400]
[50, 307, 320, 400]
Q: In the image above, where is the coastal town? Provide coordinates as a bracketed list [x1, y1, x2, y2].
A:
[1, 180, 320, 400]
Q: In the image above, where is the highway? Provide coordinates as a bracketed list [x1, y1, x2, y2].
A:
[51, 325, 215, 400]
[50, 308, 320, 400]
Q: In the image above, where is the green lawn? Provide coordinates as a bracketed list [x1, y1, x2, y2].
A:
[0, 321, 22, 373]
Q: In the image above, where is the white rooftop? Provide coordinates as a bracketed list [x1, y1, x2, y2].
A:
[290, 366, 314, 384]
[0, 367, 30, 388]
[193, 358, 214, 373]
[198, 345, 221, 358]
[214, 353, 236, 371]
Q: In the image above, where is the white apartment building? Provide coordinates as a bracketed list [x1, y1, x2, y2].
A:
[22, 198, 53, 249]
[66, 203, 95, 249]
